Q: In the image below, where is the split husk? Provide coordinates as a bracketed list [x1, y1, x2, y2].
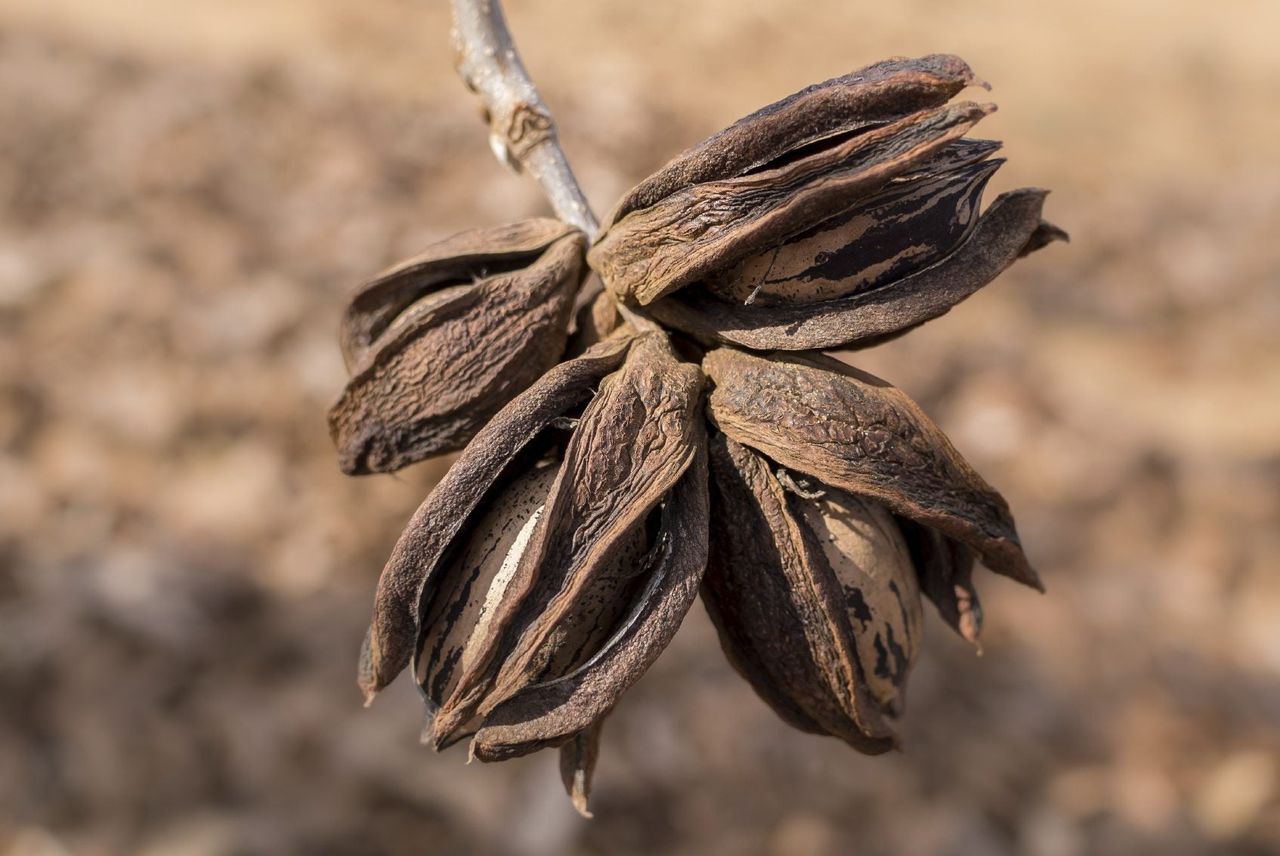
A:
[703, 434, 923, 751]
[330, 219, 586, 474]
[588, 53, 1065, 350]
[358, 329, 708, 816]
[649, 188, 1065, 350]
[702, 346, 1041, 592]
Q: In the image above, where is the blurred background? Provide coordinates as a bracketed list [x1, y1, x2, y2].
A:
[1, 1, 1278, 854]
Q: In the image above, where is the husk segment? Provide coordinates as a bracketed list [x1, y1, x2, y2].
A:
[895, 515, 984, 648]
[650, 188, 1065, 350]
[703, 348, 1042, 591]
[358, 335, 634, 702]
[559, 722, 603, 818]
[470, 426, 709, 761]
[591, 101, 994, 306]
[701, 435, 897, 751]
[603, 54, 981, 224]
[330, 219, 586, 474]
[428, 333, 705, 746]
[703, 139, 1004, 306]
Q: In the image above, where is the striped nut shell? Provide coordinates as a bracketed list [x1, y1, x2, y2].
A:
[591, 54, 988, 307]
[586, 51, 1065, 349]
[649, 186, 1064, 351]
[702, 435, 923, 751]
[703, 139, 1004, 307]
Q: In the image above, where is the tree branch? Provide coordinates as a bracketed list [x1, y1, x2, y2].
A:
[450, 0, 600, 236]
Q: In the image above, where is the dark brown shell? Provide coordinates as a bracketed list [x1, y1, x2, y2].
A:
[797, 485, 923, 718]
[703, 347, 1042, 591]
[703, 139, 1003, 306]
[329, 219, 586, 474]
[414, 459, 652, 748]
[650, 188, 1065, 350]
[413, 462, 562, 720]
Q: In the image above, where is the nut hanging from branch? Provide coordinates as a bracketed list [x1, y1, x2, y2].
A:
[338, 0, 1066, 818]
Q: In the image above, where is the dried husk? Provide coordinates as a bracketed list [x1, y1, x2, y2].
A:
[649, 188, 1066, 350]
[592, 100, 993, 306]
[329, 219, 586, 474]
[895, 515, 983, 648]
[413, 462, 560, 718]
[599, 53, 977, 231]
[357, 334, 634, 702]
[559, 722, 603, 818]
[703, 347, 1042, 591]
[602, 54, 981, 225]
[701, 435, 911, 751]
[337, 37, 1066, 813]
[703, 139, 1003, 306]
[414, 460, 650, 746]
[427, 333, 706, 747]
[589, 55, 992, 307]
[470, 429, 708, 761]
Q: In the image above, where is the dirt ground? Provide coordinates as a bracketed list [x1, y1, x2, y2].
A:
[1, 1, 1278, 854]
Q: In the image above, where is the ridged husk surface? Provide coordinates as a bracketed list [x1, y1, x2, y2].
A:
[330, 219, 586, 474]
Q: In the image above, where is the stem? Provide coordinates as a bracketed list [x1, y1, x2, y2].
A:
[450, 0, 658, 332]
[450, 0, 600, 236]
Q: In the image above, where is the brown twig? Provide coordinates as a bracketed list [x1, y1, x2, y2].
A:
[450, 0, 600, 236]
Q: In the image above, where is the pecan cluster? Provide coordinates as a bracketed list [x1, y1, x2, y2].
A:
[330, 55, 1063, 814]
